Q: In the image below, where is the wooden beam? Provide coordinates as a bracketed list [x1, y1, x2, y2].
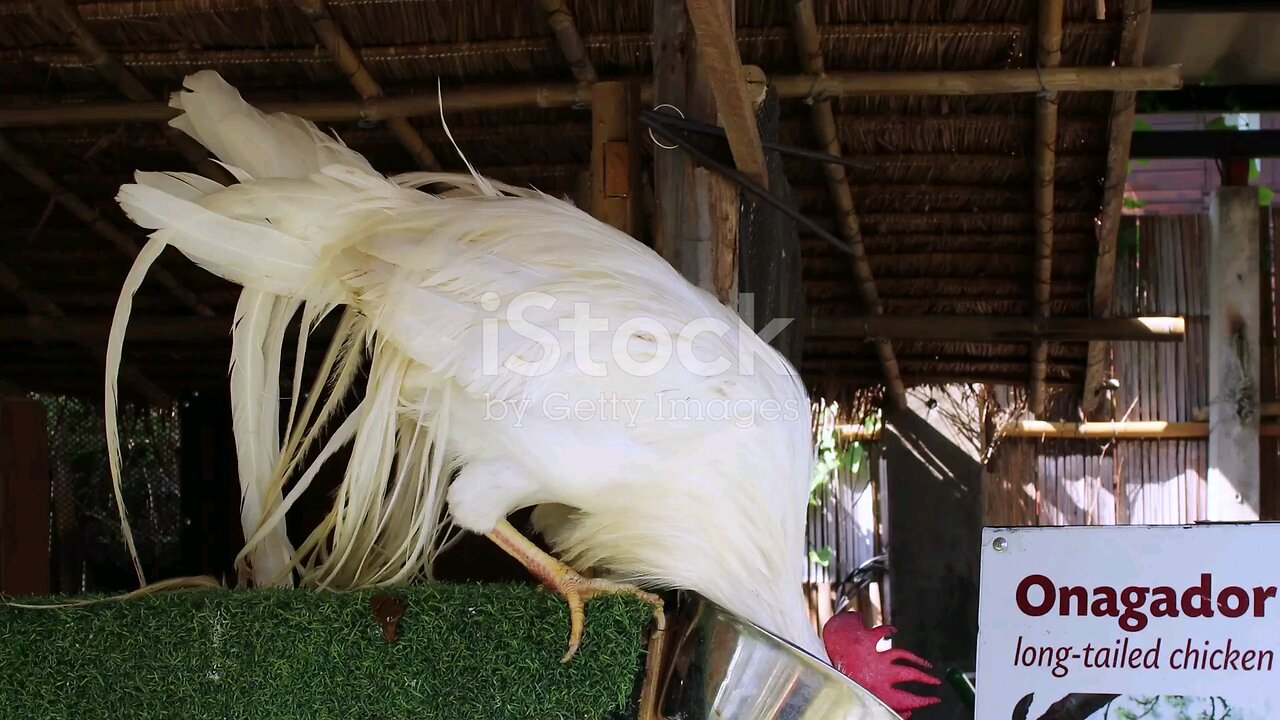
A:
[1193, 401, 1280, 422]
[839, 418, 1280, 442]
[0, 133, 216, 318]
[537, 0, 598, 85]
[589, 80, 640, 235]
[294, 0, 440, 170]
[40, 0, 236, 185]
[808, 315, 1185, 342]
[0, 397, 51, 596]
[652, 0, 741, 305]
[1207, 186, 1263, 521]
[1083, 0, 1154, 416]
[767, 65, 1180, 97]
[684, 0, 769, 187]
[1029, 0, 1066, 417]
[0, 264, 170, 405]
[1003, 420, 1280, 439]
[789, 0, 905, 410]
[0, 66, 1183, 128]
[0, 22, 1140, 70]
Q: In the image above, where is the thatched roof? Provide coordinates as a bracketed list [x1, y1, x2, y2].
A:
[0, 0, 1153, 405]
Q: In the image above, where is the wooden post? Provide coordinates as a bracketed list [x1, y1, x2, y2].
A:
[1082, 0, 1154, 415]
[1261, 210, 1277, 522]
[651, 0, 741, 305]
[1208, 186, 1263, 521]
[590, 80, 640, 236]
[0, 397, 51, 596]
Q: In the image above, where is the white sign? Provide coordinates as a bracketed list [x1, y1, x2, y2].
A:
[976, 524, 1280, 720]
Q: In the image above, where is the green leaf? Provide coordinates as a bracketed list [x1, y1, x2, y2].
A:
[1261, 185, 1276, 207]
[839, 443, 865, 473]
[1123, 195, 1145, 210]
[809, 547, 833, 567]
[1132, 118, 1154, 132]
[1249, 158, 1261, 182]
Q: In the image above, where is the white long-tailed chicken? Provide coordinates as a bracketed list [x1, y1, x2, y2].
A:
[105, 70, 938, 717]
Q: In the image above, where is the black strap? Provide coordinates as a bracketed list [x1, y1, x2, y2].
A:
[639, 108, 861, 259]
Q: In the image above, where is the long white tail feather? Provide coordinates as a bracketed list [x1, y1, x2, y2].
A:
[434, 78, 498, 199]
[117, 183, 320, 294]
[237, 401, 364, 580]
[228, 289, 296, 587]
[133, 170, 226, 200]
[110, 71, 509, 593]
[104, 236, 169, 588]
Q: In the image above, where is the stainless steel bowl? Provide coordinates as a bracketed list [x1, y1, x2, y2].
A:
[657, 596, 904, 720]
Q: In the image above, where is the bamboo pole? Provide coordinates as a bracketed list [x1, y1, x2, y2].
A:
[1028, 0, 1066, 417]
[537, 0, 598, 85]
[0, 264, 169, 405]
[805, 278, 1092, 296]
[0, 134, 216, 318]
[40, 0, 236, 186]
[789, 0, 906, 411]
[1000, 420, 1280, 439]
[1192, 402, 1280, 422]
[833, 419, 1274, 441]
[294, 0, 440, 170]
[0, 66, 1182, 128]
[1082, 0, 1154, 417]
[768, 65, 1180, 98]
[808, 315, 1185, 342]
[2, 22, 1116, 69]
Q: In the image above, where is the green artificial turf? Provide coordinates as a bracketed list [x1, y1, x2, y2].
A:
[0, 583, 653, 720]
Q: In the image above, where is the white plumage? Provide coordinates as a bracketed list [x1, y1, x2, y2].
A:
[106, 70, 824, 660]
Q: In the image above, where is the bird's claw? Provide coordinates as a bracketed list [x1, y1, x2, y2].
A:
[554, 574, 665, 663]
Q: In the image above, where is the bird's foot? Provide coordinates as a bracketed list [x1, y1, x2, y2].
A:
[551, 572, 665, 663]
[484, 519, 666, 663]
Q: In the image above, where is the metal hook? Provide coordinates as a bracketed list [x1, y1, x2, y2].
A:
[648, 103, 685, 150]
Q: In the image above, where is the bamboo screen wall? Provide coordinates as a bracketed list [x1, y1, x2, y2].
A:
[803, 405, 883, 630]
[986, 211, 1278, 527]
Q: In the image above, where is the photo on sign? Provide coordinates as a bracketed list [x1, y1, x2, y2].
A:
[1010, 692, 1266, 719]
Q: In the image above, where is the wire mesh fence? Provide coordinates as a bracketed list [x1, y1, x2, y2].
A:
[36, 395, 183, 594]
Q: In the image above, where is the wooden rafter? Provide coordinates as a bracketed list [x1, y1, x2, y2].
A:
[0, 314, 1185, 344]
[1082, 0, 1154, 416]
[293, 0, 440, 170]
[788, 0, 905, 410]
[39, 0, 235, 186]
[808, 315, 1184, 342]
[1028, 0, 1066, 417]
[0, 263, 168, 405]
[536, 0, 597, 84]
[684, 0, 768, 187]
[0, 66, 1181, 128]
[0, 22, 1140, 71]
[0, 134, 216, 318]
[837, 420, 1280, 440]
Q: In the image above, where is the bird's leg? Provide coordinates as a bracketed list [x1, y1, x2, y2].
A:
[485, 519, 666, 662]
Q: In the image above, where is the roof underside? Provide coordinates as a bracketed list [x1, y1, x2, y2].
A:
[0, 0, 1138, 404]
